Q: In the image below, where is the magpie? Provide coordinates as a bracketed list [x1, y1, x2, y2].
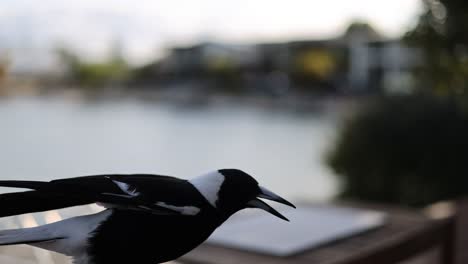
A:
[0, 168, 295, 264]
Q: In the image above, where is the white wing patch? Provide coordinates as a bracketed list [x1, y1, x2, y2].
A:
[72, 254, 92, 264]
[30, 210, 112, 260]
[155, 202, 200, 215]
[189, 171, 225, 208]
[111, 180, 140, 197]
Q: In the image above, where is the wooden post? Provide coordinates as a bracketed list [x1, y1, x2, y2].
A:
[455, 199, 468, 264]
[440, 217, 456, 264]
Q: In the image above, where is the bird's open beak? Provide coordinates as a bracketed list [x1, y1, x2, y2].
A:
[246, 186, 296, 221]
[258, 186, 296, 208]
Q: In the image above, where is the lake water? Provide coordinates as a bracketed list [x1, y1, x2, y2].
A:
[0, 96, 340, 201]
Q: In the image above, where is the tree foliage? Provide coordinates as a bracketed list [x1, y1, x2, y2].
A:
[57, 47, 130, 88]
[405, 0, 468, 97]
[328, 95, 468, 207]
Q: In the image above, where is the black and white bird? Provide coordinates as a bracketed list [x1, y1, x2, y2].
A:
[0, 168, 295, 264]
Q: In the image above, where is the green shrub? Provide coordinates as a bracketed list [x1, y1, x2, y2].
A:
[328, 95, 468, 207]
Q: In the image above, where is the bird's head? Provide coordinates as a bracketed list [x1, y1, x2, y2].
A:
[189, 169, 295, 221]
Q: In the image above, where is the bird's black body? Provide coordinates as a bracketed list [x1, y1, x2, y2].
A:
[0, 169, 295, 264]
[88, 209, 220, 264]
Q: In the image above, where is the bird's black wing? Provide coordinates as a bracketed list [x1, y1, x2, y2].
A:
[0, 174, 196, 218]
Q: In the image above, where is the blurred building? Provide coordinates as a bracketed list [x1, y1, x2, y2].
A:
[157, 42, 258, 81]
[136, 25, 421, 96]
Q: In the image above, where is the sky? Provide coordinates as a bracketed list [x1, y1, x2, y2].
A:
[0, 0, 423, 70]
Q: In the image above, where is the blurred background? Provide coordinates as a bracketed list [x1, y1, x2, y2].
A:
[1, 0, 468, 263]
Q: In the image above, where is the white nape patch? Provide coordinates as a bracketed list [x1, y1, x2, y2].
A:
[189, 171, 225, 208]
[112, 180, 140, 197]
[155, 202, 200, 215]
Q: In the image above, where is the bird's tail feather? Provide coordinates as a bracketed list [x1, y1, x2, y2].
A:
[0, 180, 49, 190]
[0, 227, 64, 246]
[0, 191, 92, 218]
